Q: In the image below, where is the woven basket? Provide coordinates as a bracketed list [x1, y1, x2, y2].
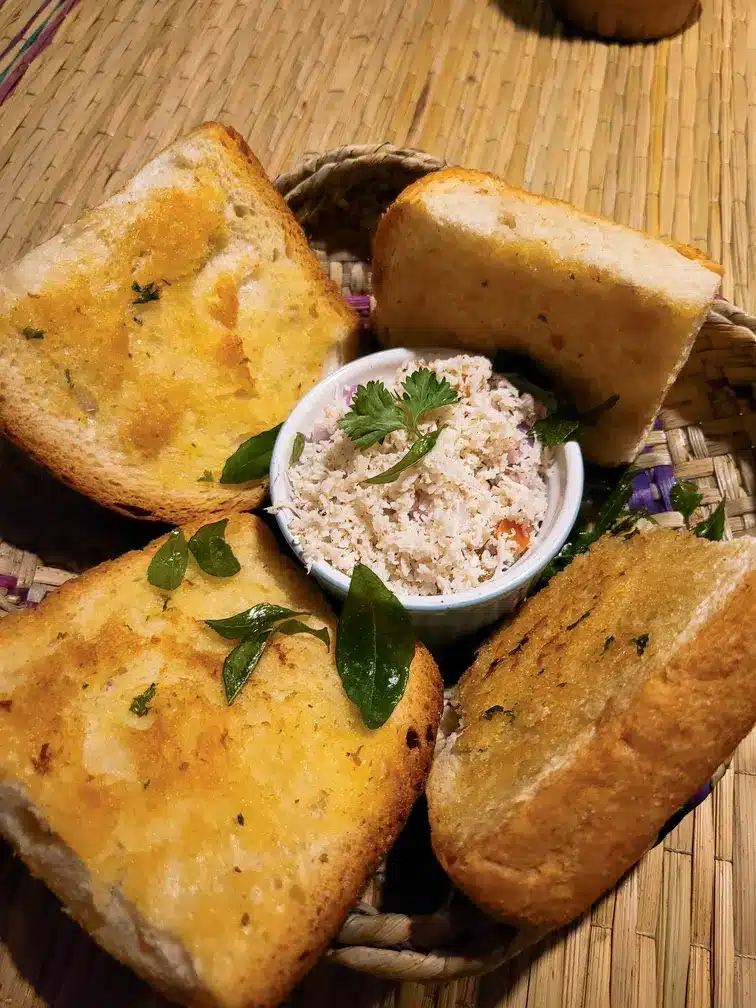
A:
[1, 144, 755, 988]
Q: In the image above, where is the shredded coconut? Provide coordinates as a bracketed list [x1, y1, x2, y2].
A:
[277, 355, 550, 596]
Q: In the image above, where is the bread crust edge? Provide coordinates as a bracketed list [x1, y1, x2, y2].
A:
[428, 571, 756, 930]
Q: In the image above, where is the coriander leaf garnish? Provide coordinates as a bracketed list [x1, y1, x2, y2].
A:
[64, 369, 72, 386]
[530, 395, 619, 447]
[692, 500, 726, 541]
[206, 603, 306, 640]
[132, 281, 160, 304]
[211, 607, 330, 704]
[188, 519, 241, 577]
[197, 470, 214, 483]
[363, 428, 445, 485]
[399, 368, 459, 423]
[220, 423, 283, 484]
[338, 381, 407, 449]
[290, 432, 305, 466]
[339, 369, 459, 484]
[147, 528, 189, 590]
[671, 479, 703, 519]
[21, 327, 45, 340]
[335, 564, 414, 729]
[602, 635, 615, 653]
[130, 683, 156, 717]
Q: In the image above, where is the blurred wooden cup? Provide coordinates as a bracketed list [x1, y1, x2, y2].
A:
[552, 0, 699, 40]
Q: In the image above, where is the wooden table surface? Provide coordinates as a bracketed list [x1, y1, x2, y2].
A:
[1, 1, 755, 1006]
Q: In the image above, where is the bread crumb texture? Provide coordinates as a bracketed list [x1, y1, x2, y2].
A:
[428, 527, 756, 929]
[0, 124, 355, 522]
[0, 515, 441, 1008]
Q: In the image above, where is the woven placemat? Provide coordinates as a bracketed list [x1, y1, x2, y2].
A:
[1, 0, 755, 1003]
[0, 0, 754, 311]
[1, 143, 755, 1006]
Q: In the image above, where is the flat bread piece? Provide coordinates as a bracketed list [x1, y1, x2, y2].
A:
[372, 168, 721, 466]
[0, 514, 442, 1008]
[427, 527, 756, 930]
[0, 123, 356, 521]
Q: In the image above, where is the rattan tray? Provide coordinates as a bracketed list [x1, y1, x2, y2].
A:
[1, 144, 755, 1006]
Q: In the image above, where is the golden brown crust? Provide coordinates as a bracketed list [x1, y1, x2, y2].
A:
[212, 123, 357, 334]
[373, 167, 721, 467]
[667, 238, 725, 276]
[428, 528, 756, 930]
[374, 168, 723, 278]
[0, 514, 441, 1006]
[0, 123, 357, 523]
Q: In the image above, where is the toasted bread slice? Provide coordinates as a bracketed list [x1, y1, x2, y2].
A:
[372, 169, 721, 466]
[427, 527, 756, 930]
[0, 123, 357, 522]
[0, 514, 442, 1008]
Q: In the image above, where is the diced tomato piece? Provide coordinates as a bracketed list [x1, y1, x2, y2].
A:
[494, 519, 530, 553]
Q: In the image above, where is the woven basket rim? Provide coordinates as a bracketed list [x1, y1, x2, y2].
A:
[2, 143, 755, 985]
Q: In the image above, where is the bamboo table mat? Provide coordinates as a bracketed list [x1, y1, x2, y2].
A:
[0, 1, 755, 1006]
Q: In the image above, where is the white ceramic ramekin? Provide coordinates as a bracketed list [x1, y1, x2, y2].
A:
[269, 348, 583, 647]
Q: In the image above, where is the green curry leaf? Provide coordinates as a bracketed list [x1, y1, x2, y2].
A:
[220, 424, 283, 484]
[188, 519, 241, 578]
[335, 564, 415, 729]
[147, 528, 189, 590]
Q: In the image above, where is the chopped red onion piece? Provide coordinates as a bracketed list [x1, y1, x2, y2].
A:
[311, 423, 331, 443]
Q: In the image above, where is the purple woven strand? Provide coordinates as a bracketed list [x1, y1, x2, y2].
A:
[630, 418, 673, 514]
[630, 469, 661, 513]
[345, 294, 371, 313]
[654, 464, 675, 512]
[0, 0, 81, 107]
[628, 415, 710, 838]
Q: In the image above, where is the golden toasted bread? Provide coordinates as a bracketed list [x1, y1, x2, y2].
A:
[372, 168, 721, 466]
[0, 514, 442, 1007]
[0, 123, 357, 522]
[427, 527, 756, 930]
